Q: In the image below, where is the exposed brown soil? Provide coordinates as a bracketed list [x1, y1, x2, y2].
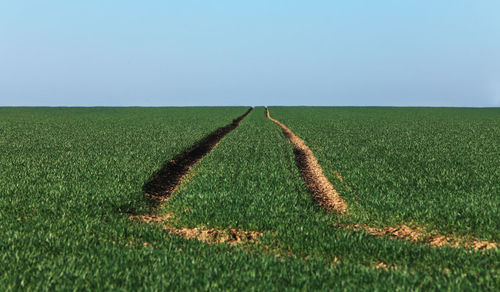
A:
[375, 262, 389, 270]
[333, 170, 344, 182]
[143, 107, 252, 201]
[173, 227, 262, 245]
[337, 223, 498, 250]
[266, 108, 348, 213]
[131, 214, 262, 245]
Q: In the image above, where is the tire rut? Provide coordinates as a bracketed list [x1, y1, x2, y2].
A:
[266, 107, 348, 213]
[143, 107, 253, 201]
[265, 108, 498, 250]
[131, 107, 261, 245]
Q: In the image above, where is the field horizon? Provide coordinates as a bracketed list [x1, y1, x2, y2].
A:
[1, 106, 498, 290]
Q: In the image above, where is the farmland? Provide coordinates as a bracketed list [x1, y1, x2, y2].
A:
[269, 107, 500, 241]
[1, 106, 499, 290]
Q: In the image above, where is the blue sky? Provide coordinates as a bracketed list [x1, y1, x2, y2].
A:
[1, 1, 499, 106]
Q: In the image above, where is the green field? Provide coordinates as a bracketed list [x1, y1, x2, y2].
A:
[1, 107, 499, 290]
[270, 107, 500, 241]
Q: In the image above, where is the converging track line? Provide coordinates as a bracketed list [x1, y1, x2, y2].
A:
[266, 107, 497, 250]
[134, 107, 497, 251]
[132, 107, 262, 245]
[143, 107, 253, 201]
[266, 107, 348, 213]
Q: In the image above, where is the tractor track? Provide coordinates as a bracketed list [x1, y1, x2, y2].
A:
[266, 107, 348, 213]
[265, 107, 497, 250]
[143, 107, 252, 201]
[131, 107, 260, 244]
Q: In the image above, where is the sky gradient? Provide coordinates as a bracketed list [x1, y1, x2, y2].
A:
[1, 1, 499, 106]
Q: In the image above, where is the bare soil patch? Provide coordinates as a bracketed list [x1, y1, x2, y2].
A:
[131, 214, 262, 245]
[337, 223, 497, 251]
[266, 108, 348, 213]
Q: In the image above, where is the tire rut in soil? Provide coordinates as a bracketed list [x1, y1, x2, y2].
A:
[143, 107, 253, 201]
[266, 107, 348, 213]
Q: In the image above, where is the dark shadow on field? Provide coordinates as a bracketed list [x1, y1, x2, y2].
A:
[122, 107, 253, 215]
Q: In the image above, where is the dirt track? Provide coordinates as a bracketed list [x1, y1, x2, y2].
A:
[143, 107, 252, 201]
[266, 107, 497, 250]
[266, 107, 348, 213]
[132, 107, 259, 244]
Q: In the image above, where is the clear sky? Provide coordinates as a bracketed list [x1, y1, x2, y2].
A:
[1, 1, 499, 106]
